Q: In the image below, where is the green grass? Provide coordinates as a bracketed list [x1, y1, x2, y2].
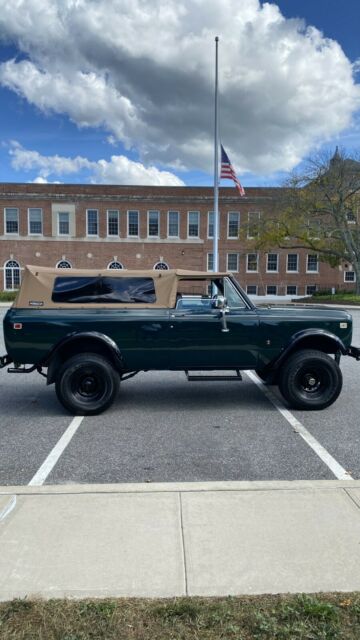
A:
[1, 593, 360, 639]
[297, 292, 360, 305]
[0, 291, 17, 302]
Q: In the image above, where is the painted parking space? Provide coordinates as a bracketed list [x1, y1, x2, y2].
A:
[0, 308, 359, 486]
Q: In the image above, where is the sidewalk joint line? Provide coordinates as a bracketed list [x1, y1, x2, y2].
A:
[343, 488, 360, 511]
[178, 492, 189, 596]
[244, 371, 354, 482]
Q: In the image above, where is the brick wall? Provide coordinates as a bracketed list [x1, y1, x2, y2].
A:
[0, 183, 354, 294]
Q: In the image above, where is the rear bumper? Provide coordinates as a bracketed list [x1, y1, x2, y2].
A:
[0, 354, 13, 369]
[347, 345, 360, 360]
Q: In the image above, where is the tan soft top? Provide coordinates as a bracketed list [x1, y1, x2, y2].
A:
[14, 265, 230, 309]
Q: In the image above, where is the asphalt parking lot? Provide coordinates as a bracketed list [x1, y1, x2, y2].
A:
[0, 307, 359, 487]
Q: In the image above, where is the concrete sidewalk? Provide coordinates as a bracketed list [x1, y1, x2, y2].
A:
[1, 480, 360, 600]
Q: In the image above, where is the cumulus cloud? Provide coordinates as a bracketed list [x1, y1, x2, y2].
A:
[1, 0, 360, 174]
[8, 141, 184, 185]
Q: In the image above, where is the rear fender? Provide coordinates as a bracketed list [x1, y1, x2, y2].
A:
[45, 332, 124, 384]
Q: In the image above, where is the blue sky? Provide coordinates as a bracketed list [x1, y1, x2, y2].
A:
[0, 0, 359, 187]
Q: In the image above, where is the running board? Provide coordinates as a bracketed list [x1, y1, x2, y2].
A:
[185, 370, 242, 382]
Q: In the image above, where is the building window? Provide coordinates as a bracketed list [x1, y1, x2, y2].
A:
[227, 253, 239, 272]
[108, 261, 123, 269]
[107, 210, 119, 236]
[56, 260, 72, 268]
[246, 285, 257, 295]
[208, 211, 214, 238]
[168, 211, 179, 237]
[286, 285, 297, 295]
[306, 285, 317, 295]
[266, 285, 277, 295]
[128, 210, 139, 237]
[266, 253, 278, 272]
[148, 210, 159, 237]
[188, 211, 199, 238]
[228, 212, 240, 238]
[154, 261, 169, 270]
[246, 253, 258, 272]
[307, 254, 318, 272]
[87, 209, 98, 236]
[58, 212, 70, 236]
[344, 270, 356, 282]
[28, 208, 42, 235]
[287, 253, 298, 272]
[247, 211, 261, 239]
[4, 259, 21, 290]
[207, 253, 214, 271]
[4, 208, 19, 234]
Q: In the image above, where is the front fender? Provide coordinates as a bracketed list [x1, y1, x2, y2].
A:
[268, 329, 348, 375]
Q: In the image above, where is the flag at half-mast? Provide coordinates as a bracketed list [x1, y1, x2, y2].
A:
[220, 144, 245, 196]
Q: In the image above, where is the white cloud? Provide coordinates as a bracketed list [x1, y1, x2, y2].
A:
[1, 0, 360, 174]
[8, 141, 184, 185]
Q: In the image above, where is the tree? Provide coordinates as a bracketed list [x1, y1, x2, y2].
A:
[244, 149, 360, 293]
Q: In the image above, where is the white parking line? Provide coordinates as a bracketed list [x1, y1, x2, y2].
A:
[28, 415, 84, 486]
[245, 371, 354, 481]
[0, 496, 16, 522]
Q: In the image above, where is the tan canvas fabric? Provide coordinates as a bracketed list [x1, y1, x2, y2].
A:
[14, 265, 228, 309]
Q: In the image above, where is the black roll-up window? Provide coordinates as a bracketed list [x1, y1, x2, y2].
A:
[52, 276, 156, 303]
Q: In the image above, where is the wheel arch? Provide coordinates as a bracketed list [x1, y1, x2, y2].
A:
[45, 332, 125, 384]
[266, 329, 347, 383]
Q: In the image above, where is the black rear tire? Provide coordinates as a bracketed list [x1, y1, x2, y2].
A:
[55, 353, 120, 415]
[278, 349, 342, 410]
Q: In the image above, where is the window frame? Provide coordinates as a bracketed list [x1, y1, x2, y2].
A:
[266, 285, 277, 296]
[56, 259, 72, 269]
[107, 210, 120, 237]
[246, 284, 258, 295]
[187, 210, 200, 238]
[306, 285, 317, 295]
[344, 270, 356, 283]
[227, 211, 240, 239]
[167, 210, 179, 238]
[227, 252, 239, 273]
[247, 211, 261, 239]
[286, 285, 298, 296]
[86, 209, 99, 237]
[147, 210, 160, 238]
[4, 259, 21, 291]
[306, 254, 319, 273]
[127, 210, 139, 238]
[207, 252, 214, 272]
[266, 253, 279, 273]
[28, 207, 43, 236]
[57, 211, 70, 236]
[286, 253, 299, 273]
[4, 207, 19, 235]
[246, 253, 258, 273]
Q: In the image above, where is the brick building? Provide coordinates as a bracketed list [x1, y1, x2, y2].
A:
[0, 182, 356, 295]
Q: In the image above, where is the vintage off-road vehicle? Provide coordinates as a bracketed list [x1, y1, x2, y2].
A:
[1, 265, 359, 414]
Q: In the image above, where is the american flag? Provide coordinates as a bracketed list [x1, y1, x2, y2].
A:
[220, 144, 245, 196]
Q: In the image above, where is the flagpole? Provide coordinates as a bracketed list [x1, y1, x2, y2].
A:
[213, 36, 219, 272]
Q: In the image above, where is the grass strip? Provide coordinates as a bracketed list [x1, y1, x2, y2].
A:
[295, 293, 360, 305]
[1, 593, 360, 639]
[0, 291, 17, 302]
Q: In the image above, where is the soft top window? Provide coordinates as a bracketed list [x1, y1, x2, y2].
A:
[52, 276, 156, 303]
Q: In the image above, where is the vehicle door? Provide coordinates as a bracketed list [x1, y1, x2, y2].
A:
[167, 278, 259, 369]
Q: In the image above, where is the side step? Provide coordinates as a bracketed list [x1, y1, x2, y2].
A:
[185, 369, 242, 382]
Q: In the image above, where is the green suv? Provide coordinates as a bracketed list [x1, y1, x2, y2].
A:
[1, 265, 359, 415]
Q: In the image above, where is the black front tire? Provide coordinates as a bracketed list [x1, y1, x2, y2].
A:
[55, 353, 120, 415]
[278, 349, 342, 410]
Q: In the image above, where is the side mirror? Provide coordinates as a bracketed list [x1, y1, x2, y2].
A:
[213, 295, 228, 310]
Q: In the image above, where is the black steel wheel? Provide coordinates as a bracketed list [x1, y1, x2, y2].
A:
[55, 353, 120, 415]
[278, 349, 342, 410]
